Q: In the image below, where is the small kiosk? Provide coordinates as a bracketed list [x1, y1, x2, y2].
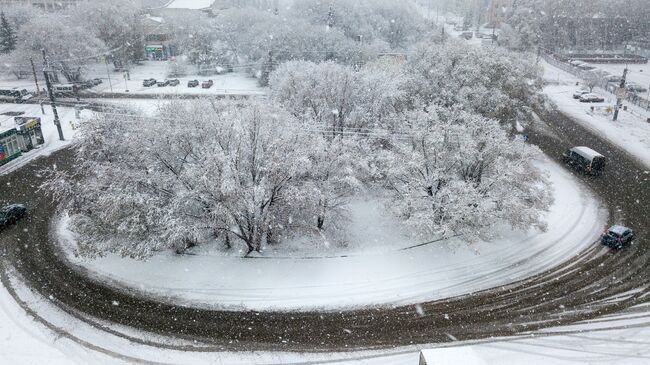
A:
[14, 117, 45, 152]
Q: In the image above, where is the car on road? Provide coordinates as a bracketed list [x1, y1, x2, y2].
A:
[143, 79, 157, 87]
[157, 79, 170, 87]
[562, 146, 606, 175]
[579, 93, 605, 103]
[601, 225, 635, 249]
[188, 80, 199, 88]
[0, 204, 27, 230]
[573, 90, 590, 99]
[168, 79, 180, 86]
[92, 78, 103, 85]
[202, 80, 214, 89]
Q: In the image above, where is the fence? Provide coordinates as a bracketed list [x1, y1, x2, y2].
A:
[541, 52, 650, 112]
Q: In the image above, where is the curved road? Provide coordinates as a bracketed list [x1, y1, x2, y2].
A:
[0, 108, 648, 353]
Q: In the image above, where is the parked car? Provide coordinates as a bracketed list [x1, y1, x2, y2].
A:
[143, 78, 157, 87]
[626, 82, 648, 93]
[562, 146, 606, 175]
[188, 80, 199, 88]
[606, 75, 623, 83]
[92, 78, 103, 85]
[0, 204, 27, 230]
[157, 79, 170, 87]
[579, 93, 605, 103]
[202, 80, 214, 89]
[573, 90, 590, 99]
[601, 225, 635, 249]
[168, 79, 180, 86]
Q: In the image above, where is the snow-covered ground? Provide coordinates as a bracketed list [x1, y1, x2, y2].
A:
[542, 60, 650, 169]
[0, 102, 91, 176]
[2, 266, 650, 365]
[587, 62, 650, 91]
[0, 61, 265, 97]
[54, 158, 606, 312]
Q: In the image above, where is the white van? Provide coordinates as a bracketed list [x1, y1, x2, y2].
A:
[561, 146, 606, 175]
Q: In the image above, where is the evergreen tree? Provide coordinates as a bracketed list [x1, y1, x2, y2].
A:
[0, 12, 17, 54]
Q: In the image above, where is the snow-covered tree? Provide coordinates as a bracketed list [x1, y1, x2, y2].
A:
[291, 0, 428, 50]
[0, 12, 17, 54]
[3, 13, 105, 82]
[42, 100, 357, 258]
[382, 106, 552, 241]
[270, 59, 412, 131]
[66, 0, 145, 65]
[407, 40, 543, 128]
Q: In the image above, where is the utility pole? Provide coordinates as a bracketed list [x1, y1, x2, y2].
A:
[41, 49, 64, 141]
[29, 57, 40, 95]
[613, 67, 628, 121]
[104, 56, 113, 93]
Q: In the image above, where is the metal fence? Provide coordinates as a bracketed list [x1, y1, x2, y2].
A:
[542, 52, 650, 112]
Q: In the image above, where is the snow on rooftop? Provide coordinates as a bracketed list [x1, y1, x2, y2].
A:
[164, 0, 215, 10]
[146, 15, 164, 23]
[572, 146, 604, 160]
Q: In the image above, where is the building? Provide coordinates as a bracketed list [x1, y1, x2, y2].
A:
[0, 127, 21, 167]
[14, 116, 44, 152]
[143, 15, 173, 60]
[0, 0, 90, 10]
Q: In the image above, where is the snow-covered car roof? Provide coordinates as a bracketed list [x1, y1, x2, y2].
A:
[571, 146, 605, 160]
[608, 225, 630, 235]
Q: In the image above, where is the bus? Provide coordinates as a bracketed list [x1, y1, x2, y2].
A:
[53, 84, 79, 96]
[0, 88, 33, 104]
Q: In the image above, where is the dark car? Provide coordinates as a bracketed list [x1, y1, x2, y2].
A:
[169, 79, 180, 86]
[143, 78, 157, 87]
[202, 80, 214, 89]
[188, 80, 199, 88]
[562, 146, 606, 175]
[92, 78, 103, 85]
[0, 204, 27, 230]
[157, 79, 170, 87]
[601, 225, 635, 249]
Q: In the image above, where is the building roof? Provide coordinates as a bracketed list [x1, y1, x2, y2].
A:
[164, 0, 215, 10]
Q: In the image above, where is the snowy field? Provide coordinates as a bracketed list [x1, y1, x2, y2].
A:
[542, 61, 650, 169]
[0, 61, 265, 97]
[54, 158, 606, 312]
[2, 267, 650, 365]
[0, 102, 91, 176]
